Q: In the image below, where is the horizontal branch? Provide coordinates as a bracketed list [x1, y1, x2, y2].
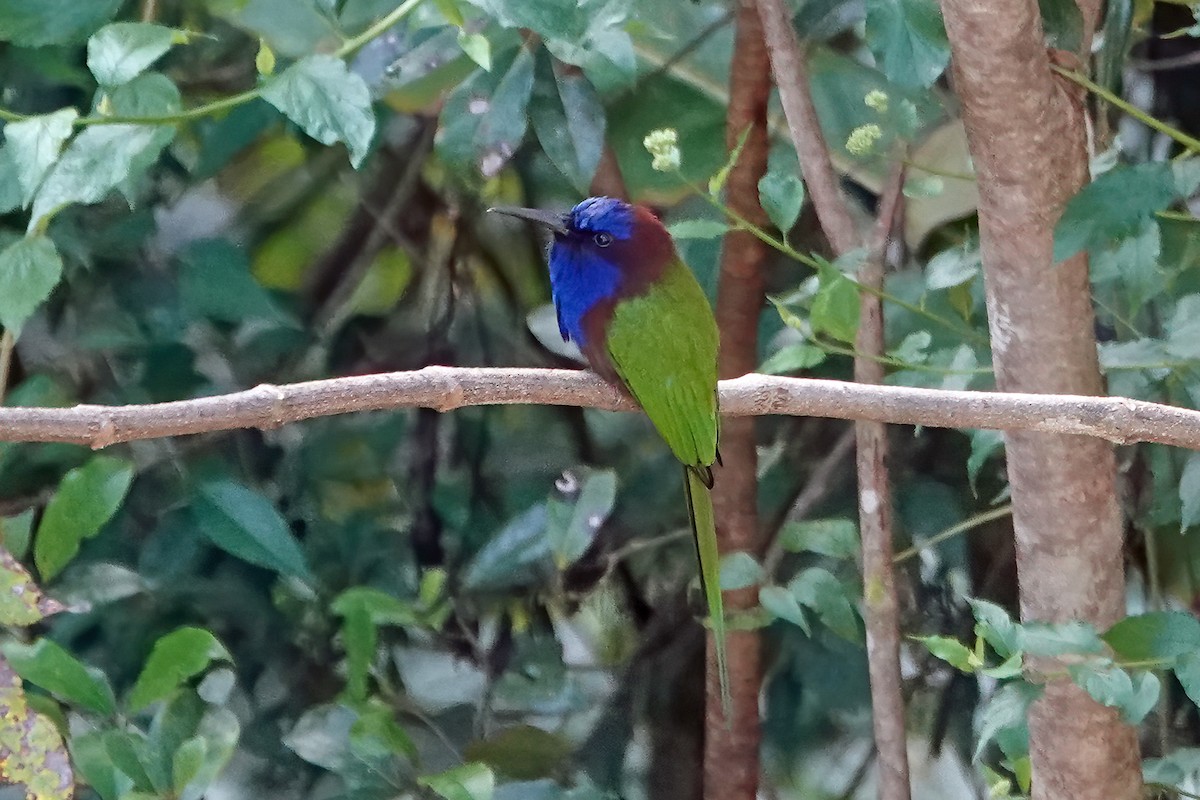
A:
[0, 366, 1196, 451]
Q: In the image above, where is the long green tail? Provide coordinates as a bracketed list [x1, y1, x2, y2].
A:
[684, 465, 731, 720]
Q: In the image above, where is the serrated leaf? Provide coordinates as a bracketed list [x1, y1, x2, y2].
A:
[28, 123, 164, 231]
[1053, 162, 1179, 261]
[778, 518, 859, 558]
[1017, 620, 1105, 657]
[759, 343, 826, 374]
[1102, 610, 1200, 660]
[889, 330, 933, 365]
[0, 659, 74, 800]
[87, 23, 186, 86]
[667, 219, 729, 240]
[419, 762, 496, 800]
[810, 258, 860, 343]
[864, 0, 950, 88]
[3, 109, 79, 207]
[917, 634, 975, 671]
[261, 54, 376, 168]
[758, 170, 805, 232]
[127, 627, 231, 711]
[758, 585, 810, 633]
[1067, 662, 1159, 724]
[3, 638, 116, 716]
[192, 480, 313, 581]
[0, 236, 64, 338]
[529, 53, 604, 193]
[35, 455, 135, 581]
[0, 546, 66, 626]
[790, 567, 859, 641]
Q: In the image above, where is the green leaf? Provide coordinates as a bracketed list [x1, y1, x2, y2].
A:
[790, 567, 859, 641]
[2, 638, 116, 716]
[463, 504, 551, 591]
[719, 551, 763, 591]
[457, 31, 492, 71]
[916, 635, 975, 671]
[1165, 294, 1200, 360]
[925, 243, 981, 290]
[529, 52, 605, 193]
[35, 455, 135, 581]
[982, 653, 1024, 680]
[0, 0, 122, 46]
[1038, 0, 1083, 51]
[1067, 662, 1159, 724]
[1017, 620, 1105, 657]
[1102, 610, 1200, 660]
[0, 546, 66, 626]
[2, 509, 35, 560]
[889, 330, 933, 365]
[171, 736, 207, 794]
[1181, 452, 1200, 532]
[2, 109, 79, 208]
[127, 627, 232, 711]
[667, 219, 729, 240]
[192, 480, 313, 581]
[0, 236, 64, 338]
[759, 343, 826, 374]
[975, 680, 1041, 761]
[87, 23, 186, 86]
[1053, 162, 1179, 261]
[474, 47, 536, 178]
[966, 429, 1004, 492]
[969, 598, 1020, 659]
[179, 239, 292, 325]
[778, 518, 859, 558]
[758, 170, 806, 233]
[261, 54, 376, 168]
[545, 468, 616, 568]
[28, 124, 165, 232]
[864, 0, 951, 89]
[810, 258, 860, 343]
[464, 725, 572, 781]
[1175, 651, 1200, 710]
[419, 762, 496, 800]
[758, 585, 810, 633]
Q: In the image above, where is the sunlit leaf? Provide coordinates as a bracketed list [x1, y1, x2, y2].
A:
[88, 23, 188, 86]
[261, 54, 376, 168]
[127, 627, 232, 711]
[35, 455, 135, 580]
[419, 762, 495, 800]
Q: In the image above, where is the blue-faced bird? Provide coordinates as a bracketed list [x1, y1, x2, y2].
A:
[489, 196, 728, 714]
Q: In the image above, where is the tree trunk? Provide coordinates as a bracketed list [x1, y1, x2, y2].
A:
[706, 0, 772, 798]
[937, 1, 1142, 798]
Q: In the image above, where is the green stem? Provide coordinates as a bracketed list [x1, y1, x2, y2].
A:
[902, 158, 975, 182]
[1051, 65, 1200, 153]
[335, 0, 424, 58]
[893, 504, 1013, 564]
[811, 336, 993, 376]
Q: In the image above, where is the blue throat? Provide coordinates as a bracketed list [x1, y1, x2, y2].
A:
[547, 197, 636, 347]
[549, 245, 622, 347]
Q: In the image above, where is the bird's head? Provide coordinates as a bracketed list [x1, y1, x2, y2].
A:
[488, 196, 670, 263]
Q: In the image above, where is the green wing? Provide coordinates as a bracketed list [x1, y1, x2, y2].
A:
[604, 258, 719, 467]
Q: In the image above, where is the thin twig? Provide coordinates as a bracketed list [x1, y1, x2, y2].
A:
[854, 161, 912, 800]
[755, 0, 859, 254]
[892, 504, 1014, 564]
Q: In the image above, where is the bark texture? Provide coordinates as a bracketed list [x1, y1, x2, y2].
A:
[706, 1, 772, 798]
[938, 1, 1141, 797]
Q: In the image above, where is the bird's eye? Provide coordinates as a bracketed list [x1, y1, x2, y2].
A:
[593, 232, 613, 247]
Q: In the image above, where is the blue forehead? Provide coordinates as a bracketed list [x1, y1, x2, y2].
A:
[568, 196, 634, 239]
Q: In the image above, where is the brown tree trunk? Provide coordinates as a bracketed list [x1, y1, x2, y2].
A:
[937, 1, 1142, 798]
[706, 1, 772, 798]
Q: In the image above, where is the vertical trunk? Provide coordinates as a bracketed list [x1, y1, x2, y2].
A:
[937, 1, 1141, 797]
[706, 1, 772, 798]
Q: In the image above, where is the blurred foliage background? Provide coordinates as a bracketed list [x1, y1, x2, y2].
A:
[5, 0, 1200, 798]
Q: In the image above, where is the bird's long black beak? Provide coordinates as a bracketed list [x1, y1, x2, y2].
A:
[487, 205, 569, 235]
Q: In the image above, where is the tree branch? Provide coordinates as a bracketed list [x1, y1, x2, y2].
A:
[0, 366, 1198, 451]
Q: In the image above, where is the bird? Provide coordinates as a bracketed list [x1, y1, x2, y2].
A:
[488, 196, 728, 716]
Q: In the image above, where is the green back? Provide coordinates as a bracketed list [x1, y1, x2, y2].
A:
[605, 258, 719, 467]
